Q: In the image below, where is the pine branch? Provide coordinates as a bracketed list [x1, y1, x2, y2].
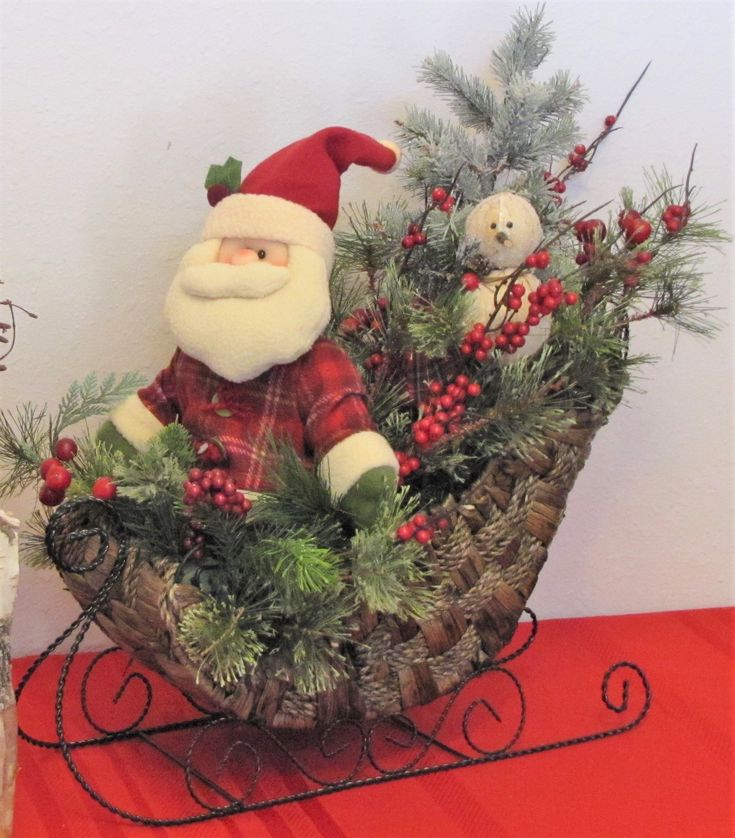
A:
[419, 52, 498, 130]
[489, 5, 554, 84]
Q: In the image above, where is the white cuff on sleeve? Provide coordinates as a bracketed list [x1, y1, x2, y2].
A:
[110, 393, 165, 452]
[317, 430, 398, 499]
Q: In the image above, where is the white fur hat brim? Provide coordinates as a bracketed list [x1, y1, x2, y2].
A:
[202, 193, 335, 268]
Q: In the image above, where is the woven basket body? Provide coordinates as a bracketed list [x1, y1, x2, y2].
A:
[49, 408, 606, 729]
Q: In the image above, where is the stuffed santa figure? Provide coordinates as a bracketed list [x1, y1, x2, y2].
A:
[99, 127, 401, 526]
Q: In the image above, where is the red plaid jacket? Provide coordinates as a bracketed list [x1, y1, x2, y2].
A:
[137, 338, 376, 491]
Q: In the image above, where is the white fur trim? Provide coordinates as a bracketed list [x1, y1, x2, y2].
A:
[318, 431, 398, 499]
[379, 140, 401, 172]
[202, 193, 335, 268]
[110, 394, 165, 451]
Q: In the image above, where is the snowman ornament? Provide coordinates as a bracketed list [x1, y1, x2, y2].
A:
[463, 191, 551, 360]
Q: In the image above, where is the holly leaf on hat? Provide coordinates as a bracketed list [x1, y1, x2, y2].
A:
[204, 156, 242, 192]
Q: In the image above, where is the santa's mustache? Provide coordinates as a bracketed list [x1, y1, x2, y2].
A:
[179, 261, 290, 300]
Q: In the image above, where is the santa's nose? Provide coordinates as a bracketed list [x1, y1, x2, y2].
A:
[231, 248, 259, 265]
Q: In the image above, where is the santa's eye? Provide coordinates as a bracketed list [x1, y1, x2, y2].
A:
[507, 222, 513, 228]
[257, 249, 267, 260]
[490, 222, 497, 229]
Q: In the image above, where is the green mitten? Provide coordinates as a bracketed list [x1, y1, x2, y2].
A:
[96, 420, 138, 460]
[340, 465, 396, 530]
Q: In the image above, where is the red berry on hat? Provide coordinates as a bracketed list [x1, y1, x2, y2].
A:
[207, 183, 231, 207]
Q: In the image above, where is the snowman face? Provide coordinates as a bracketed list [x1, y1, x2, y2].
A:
[464, 192, 543, 270]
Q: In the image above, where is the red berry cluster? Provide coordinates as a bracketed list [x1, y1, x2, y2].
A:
[524, 250, 551, 269]
[411, 375, 481, 448]
[573, 218, 607, 265]
[396, 513, 450, 544]
[543, 170, 566, 195]
[182, 467, 252, 517]
[402, 222, 428, 250]
[618, 210, 652, 246]
[37, 436, 117, 505]
[180, 518, 207, 561]
[339, 299, 387, 337]
[395, 450, 422, 481]
[430, 186, 456, 213]
[622, 249, 654, 289]
[661, 203, 690, 235]
[567, 143, 589, 172]
[528, 280, 579, 319]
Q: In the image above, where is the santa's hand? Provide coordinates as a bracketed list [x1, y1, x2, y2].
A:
[96, 420, 138, 460]
[340, 466, 396, 530]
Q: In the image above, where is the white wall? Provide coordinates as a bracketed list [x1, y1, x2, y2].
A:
[1, 0, 732, 656]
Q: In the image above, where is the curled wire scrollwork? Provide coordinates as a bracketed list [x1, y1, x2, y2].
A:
[80, 647, 154, 736]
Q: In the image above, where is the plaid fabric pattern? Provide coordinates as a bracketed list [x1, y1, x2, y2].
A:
[137, 338, 376, 491]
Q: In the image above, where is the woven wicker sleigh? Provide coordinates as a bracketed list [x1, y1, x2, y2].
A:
[46, 404, 610, 730]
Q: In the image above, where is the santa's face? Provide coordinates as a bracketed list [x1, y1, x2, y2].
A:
[164, 237, 331, 382]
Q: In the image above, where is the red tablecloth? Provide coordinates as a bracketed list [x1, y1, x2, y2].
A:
[11, 607, 734, 837]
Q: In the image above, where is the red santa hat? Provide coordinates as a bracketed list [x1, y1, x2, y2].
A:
[202, 127, 400, 267]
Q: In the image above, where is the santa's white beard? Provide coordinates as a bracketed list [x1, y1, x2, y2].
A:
[165, 241, 332, 382]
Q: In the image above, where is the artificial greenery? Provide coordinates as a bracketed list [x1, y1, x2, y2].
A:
[1, 7, 726, 697]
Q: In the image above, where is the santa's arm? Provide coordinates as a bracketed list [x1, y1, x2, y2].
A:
[300, 340, 397, 526]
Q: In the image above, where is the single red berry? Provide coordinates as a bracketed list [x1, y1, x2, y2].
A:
[467, 382, 481, 397]
[414, 528, 433, 545]
[413, 513, 428, 527]
[369, 352, 384, 368]
[510, 334, 526, 348]
[635, 250, 653, 264]
[241, 497, 253, 513]
[437, 517, 450, 530]
[45, 464, 72, 492]
[439, 394, 454, 409]
[440, 196, 455, 212]
[40, 457, 63, 480]
[462, 272, 480, 291]
[460, 342, 473, 356]
[507, 297, 522, 311]
[502, 322, 518, 336]
[188, 467, 203, 482]
[431, 186, 448, 204]
[604, 115, 617, 128]
[399, 463, 412, 478]
[564, 291, 579, 305]
[527, 314, 541, 326]
[455, 374, 469, 388]
[553, 181, 566, 194]
[377, 297, 389, 310]
[408, 456, 421, 471]
[207, 183, 231, 207]
[666, 219, 682, 233]
[429, 423, 445, 441]
[396, 523, 415, 542]
[54, 437, 78, 462]
[517, 322, 530, 336]
[575, 252, 589, 265]
[525, 253, 538, 268]
[626, 219, 653, 245]
[495, 334, 509, 349]
[535, 251, 551, 269]
[547, 278, 563, 297]
[511, 284, 525, 299]
[414, 429, 430, 446]
[401, 235, 415, 249]
[413, 232, 428, 245]
[92, 476, 117, 500]
[574, 144, 587, 155]
[39, 484, 65, 506]
[474, 349, 487, 363]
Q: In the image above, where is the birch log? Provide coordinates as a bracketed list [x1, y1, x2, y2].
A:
[0, 511, 20, 838]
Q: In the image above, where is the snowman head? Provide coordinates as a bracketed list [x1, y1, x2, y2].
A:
[464, 192, 543, 270]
